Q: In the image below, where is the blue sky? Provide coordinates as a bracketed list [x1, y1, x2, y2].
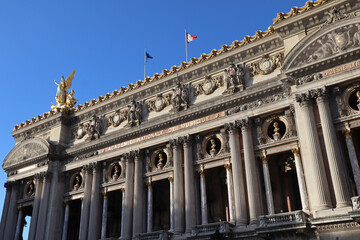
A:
[0, 0, 308, 236]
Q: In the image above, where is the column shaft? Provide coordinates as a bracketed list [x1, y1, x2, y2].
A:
[228, 127, 247, 225]
[121, 188, 125, 237]
[28, 177, 43, 240]
[316, 96, 350, 207]
[297, 100, 331, 211]
[199, 170, 208, 225]
[173, 142, 185, 233]
[225, 164, 235, 222]
[0, 183, 12, 240]
[88, 164, 101, 240]
[241, 122, 261, 223]
[169, 177, 174, 231]
[4, 183, 19, 240]
[147, 183, 153, 233]
[79, 167, 93, 240]
[133, 152, 144, 236]
[121, 156, 135, 240]
[292, 148, 310, 211]
[61, 203, 70, 240]
[184, 139, 196, 232]
[14, 208, 23, 240]
[101, 195, 108, 239]
[262, 157, 275, 215]
[35, 173, 51, 240]
[344, 130, 360, 195]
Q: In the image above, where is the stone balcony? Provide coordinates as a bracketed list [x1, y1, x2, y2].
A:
[134, 230, 173, 240]
[188, 221, 235, 239]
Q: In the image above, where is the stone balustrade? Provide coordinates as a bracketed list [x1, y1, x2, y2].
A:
[134, 230, 172, 240]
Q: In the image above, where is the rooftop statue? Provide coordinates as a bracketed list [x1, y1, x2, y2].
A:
[52, 70, 77, 110]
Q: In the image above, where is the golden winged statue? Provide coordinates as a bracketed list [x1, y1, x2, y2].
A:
[52, 70, 77, 110]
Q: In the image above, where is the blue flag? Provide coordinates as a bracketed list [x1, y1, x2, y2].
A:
[145, 51, 153, 62]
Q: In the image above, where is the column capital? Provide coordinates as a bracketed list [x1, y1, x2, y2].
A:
[224, 122, 240, 135]
[295, 91, 314, 107]
[82, 164, 92, 173]
[122, 152, 134, 163]
[198, 165, 206, 177]
[146, 179, 153, 189]
[40, 171, 51, 181]
[120, 187, 125, 193]
[224, 162, 232, 171]
[168, 176, 174, 183]
[170, 138, 182, 149]
[343, 128, 352, 138]
[314, 86, 328, 103]
[132, 149, 144, 160]
[260, 155, 268, 164]
[291, 147, 301, 157]
[239, 118, 251, 132]
[181, 135, 193, 147]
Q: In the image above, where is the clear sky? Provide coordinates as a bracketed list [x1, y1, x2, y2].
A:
[0, 0, 308, 236]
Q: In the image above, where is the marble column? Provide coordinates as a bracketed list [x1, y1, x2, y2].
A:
[261, 155, 274, 215]
[133, 150, 144, 236]
[147, 180, 153, 233]
[226, 123, 247, 225]
[120, 188, 125, 237]
[14, 207, 23, 240]
[316, 91, 351, 207]
[224, 163, 235, 223]
[89, 163, 101, 240]
[29, 174, 43, 240]
[199, 166, 208, 225]
[296, 95, 332, 211]
[343, 129, 360, 195]
[169, 176, 174, 231]
[172, 139, 185, 233]
[183, 136, 196, 232]
[121, 153, 135, 240]
[291, 147, 310, 211]
[0, 182, 12, 239]
[4, 182, 19, 240]
[35, 172, 51, 240]
[241, 119, 261, 223]
[61, 201, 70, 240]
[101, 193, 108, 239]
[79, 165, 93, 240]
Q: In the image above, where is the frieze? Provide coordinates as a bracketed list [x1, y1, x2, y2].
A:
[193, 75, 224, 96]
[249, 53, 283, 76]
[146, 93, 172, 112]
[107, 109, 127, 127]
[294, 72, 323, 86]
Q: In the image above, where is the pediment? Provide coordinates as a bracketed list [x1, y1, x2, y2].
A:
[282, 16, 360, 76]
[3, 138, 51, 170]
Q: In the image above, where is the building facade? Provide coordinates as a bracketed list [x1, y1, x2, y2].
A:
[2, 0, 360, 239]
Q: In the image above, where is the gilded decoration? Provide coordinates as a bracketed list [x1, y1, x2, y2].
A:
[249, 53, 283, 76]
[52, 70, 77, 110]
[193, 75, 224, 96]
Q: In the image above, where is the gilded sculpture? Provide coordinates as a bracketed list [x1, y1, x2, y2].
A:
[52, 70, 77, 110]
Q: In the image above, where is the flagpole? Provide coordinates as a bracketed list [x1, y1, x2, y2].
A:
[185, 28, 188, 62]
[144, 47, 146, 80]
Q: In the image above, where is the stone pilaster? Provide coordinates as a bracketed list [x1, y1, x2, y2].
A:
[61, 201, 70, 240]
[120, 187, 125, 237]
[147, 180, 153, 233]
[343, 128, 360, 195]
[79, 164, 93, 240]
[35, 172, 51, 240]
[225, 122, 247, 225]
[295, 93, 332, 211]
[133, 150, 144, 236]
[224, 163, 235, 223]
[315, 88, 351, 207]
[121, 153, 135, 240]
[261, 155, 274, 215]
[291, 147, 310, 211]
[0, 182, 12, 240]
[88, 162, 101, 240]
[240, 119, 261, 223]
[28, 174, 43, 240]
[168, 176, 174, 231]
[101, 193, 108, 239]
[14, 207, 23, 240]
[4, 181, 19, 240]
[183, 135, 196, 232]
[198, 165, 208, 225]
[171, 138, 185, 233]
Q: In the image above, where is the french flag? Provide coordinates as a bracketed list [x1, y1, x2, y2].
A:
[186, 32, 197, 43]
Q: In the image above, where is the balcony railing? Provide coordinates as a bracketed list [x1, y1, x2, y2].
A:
[191, 221, 234, 237]
[258, 210, 308, 228]
[134, 230, 172, 240]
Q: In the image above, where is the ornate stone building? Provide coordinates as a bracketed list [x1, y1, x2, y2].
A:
[2, 0, 360, 239]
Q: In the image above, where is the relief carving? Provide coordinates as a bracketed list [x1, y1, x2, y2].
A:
[223, 63, 245, 94]
[193, 75, 224, 96]
[146, 93, 172, 112]
[108, 109, 127, 127]
[249, 53, 283, 76]
[170, 83, 190, 113]
[75, 115, 104, 141]
[125, 100, 143, 127]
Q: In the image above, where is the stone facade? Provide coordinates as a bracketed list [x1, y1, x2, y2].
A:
[2, 1, 360, 239]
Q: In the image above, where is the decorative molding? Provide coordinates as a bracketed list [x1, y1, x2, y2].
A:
[193, 75, 224, 96]
[249, 53, 283, 76]
[146, 93, 172, 112]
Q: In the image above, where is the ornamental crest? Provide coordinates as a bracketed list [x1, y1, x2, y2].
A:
[108, 109, 127, 127]
[250, 53, 283, 76]
[147, 94, 172, 112]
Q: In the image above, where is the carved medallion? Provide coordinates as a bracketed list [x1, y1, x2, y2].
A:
[154, 95, 165, 112]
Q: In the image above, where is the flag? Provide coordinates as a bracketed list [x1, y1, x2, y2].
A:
[145, 51, 153, 62]
[186, 32, 197, 43]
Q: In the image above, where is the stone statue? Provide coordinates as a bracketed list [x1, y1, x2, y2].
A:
[273, 122, 281, 141]
[112, 165, 120, 180]
[86, 115, 102, 141]
[171, 83, 189, 113]
[52, 70, 77, 110]
[210, 139, 217, 157]
[73, 175, 81, 190]
[126, 100, 142, 127]
[157, 153, 165, 170]
[27, 182, 35, 196]
[356, 91, 360, 111]
[223, 64, 244, 93]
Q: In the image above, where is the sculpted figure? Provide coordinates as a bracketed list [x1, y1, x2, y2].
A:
[86, 115, 102, 141]
[273, 122, 281, 141]
[126, 100, 142, 127]
[73, 175, 81, 190]
[223, 63, 244, 93]
[157, 153, 165, 170]
[171, 83, 189, 112]
[52, 70, 77, 109]
[225, 64, 238, 89]
[112, 165, 120, 180]
[27, 182, 35, 196]
[354, 25, 360, 46]
[210, 138, 217, 157]
[356, 91, 360, 111]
